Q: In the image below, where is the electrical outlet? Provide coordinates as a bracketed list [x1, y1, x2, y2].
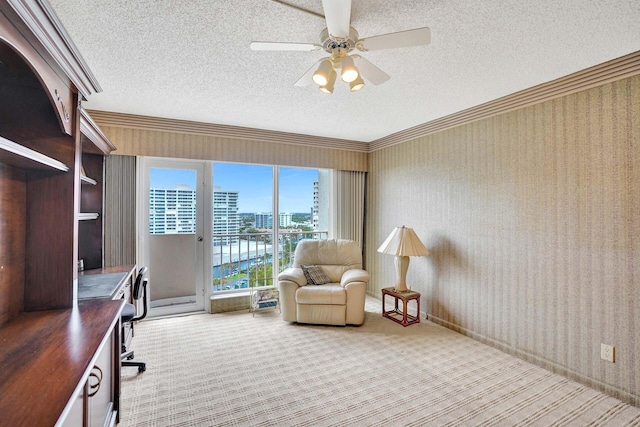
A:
[601, 343, 615, 363]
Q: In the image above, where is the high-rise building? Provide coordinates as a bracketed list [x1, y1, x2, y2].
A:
[255, 212, 273, 229]
[149, 185, 239, 245]
[213, 186, 239, 246]
[279, 212, 293, 227]
[149, 185, 196, 234]
[312, 180, 319, 230]
[315, 170, 329, 232]
[255, 212, 294, 229]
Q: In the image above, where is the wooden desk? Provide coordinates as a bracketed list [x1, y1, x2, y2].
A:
[78, 264, 136, 300]
[78, 264, 137, 354]
[382, 287, 421, 327]
[0, 299, 124, 426]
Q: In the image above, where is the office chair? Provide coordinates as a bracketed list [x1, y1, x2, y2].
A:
[121, 267, 149, 373]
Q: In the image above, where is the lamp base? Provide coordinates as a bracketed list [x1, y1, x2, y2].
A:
[393, 256, 411, 293]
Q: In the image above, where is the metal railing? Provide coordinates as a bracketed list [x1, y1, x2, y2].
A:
[212, 230, 328, 292]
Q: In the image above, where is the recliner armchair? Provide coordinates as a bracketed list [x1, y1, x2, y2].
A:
[278, 239, 369, 326]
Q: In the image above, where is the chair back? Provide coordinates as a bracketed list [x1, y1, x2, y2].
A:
[132, 267, 148, 301]
[293, 239, 362, 282]
[131, 267, 149, 322]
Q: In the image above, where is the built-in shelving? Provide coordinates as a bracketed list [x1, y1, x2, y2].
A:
[0, 135, 69, 172]
[1, 3, 120, 425]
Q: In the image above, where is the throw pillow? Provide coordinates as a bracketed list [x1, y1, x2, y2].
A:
[301, 265, 331, 285]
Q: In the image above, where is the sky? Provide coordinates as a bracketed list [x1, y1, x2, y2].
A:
[150, 163, 318, 213]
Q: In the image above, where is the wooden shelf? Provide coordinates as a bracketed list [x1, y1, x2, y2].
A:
[0, 135, 69, 172]
[79, 212, 99, 221]
[81, 174, 97, 185]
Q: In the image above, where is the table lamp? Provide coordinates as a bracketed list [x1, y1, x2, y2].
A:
[377, 226, 429, 293]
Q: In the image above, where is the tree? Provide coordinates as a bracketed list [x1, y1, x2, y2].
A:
[220, 262, 235, 280]
[258, 252, 272, 264]
[249, 264, 273, 288]
[281, 241, 298, 269]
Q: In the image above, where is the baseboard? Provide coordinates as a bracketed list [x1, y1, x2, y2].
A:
[427, 314, 639, 407]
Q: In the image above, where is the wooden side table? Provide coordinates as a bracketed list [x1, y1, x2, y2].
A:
[382, 287, 421, 327]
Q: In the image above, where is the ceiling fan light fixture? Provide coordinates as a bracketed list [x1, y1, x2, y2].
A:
[319, 68, 337, 94]
[350, 75, 365, 92]
[312, 59, 333, 86]
[340, 55, 359, 83]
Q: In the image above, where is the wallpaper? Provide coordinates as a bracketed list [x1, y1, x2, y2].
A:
[366, 75, 640, 405]
[101, 126, 368, 172]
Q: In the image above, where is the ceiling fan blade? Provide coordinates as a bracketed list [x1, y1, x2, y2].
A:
[352, 55, 390, 85]
[358, 27, 431, 51]
[267, 0, 325, 20]
[294, 59, 325, 87]
[250, 41, 322, 52]
[322, 0, 351, 39]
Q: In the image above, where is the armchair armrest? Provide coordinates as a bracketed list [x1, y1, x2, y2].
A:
[340, 269, 370, 287]
[277, 267, 307, 287]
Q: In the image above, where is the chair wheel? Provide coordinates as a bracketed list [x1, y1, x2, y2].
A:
[138, 365, 146, 373]
[127, 354, 134, 360]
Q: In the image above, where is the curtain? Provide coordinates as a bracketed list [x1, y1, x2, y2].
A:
[104, 155, 136, 267]
[329, 170, 366, 248]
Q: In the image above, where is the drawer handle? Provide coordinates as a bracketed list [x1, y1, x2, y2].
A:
[87, 365, 103, 397]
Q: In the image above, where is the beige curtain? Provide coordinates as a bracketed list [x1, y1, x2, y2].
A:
[104, 155, 136, 267]
[329, 170, 366, 248]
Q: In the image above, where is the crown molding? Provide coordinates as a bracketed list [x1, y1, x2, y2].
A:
[369, 50, 640, 152]
[2, 0, 101, 98]
[80, 108, 116, 155]
[88, 110, 370, 153]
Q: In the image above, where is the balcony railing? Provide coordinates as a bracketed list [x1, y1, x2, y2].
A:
[212, 230, 328, 293]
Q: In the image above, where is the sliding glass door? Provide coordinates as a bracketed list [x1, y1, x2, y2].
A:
[138, 157, 330, 313]
[210, 163, 328, 296]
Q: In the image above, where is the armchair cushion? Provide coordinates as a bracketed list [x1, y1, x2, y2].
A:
[301, 265, 331, 285]
[296, 284, 346, 305]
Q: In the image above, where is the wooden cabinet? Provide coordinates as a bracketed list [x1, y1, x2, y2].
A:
[88, 328, 117, 427]
[0, 1, 120, 425]
[60, 311, 120, 427]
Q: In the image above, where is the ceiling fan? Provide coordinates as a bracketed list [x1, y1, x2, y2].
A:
[250, 0, 431, 93]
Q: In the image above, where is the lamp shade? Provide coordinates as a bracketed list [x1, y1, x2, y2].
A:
[318, 68, 337, 94]
[312, 59, 333, 86]
[340, 55, 359, 83]
[377, 226, 429, 257]
[349, 75, 365, 92]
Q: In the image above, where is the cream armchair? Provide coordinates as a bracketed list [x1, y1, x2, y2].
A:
[278, 239, 369, 326]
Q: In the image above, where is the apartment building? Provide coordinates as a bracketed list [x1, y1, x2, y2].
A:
[149, 185, 197, 234]
[213, 186, 239, 245]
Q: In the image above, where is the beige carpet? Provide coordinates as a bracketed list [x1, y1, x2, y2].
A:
[120, 298, 640, 426]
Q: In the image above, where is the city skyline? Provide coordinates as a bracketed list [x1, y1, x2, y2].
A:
[150, 163, 319, 212]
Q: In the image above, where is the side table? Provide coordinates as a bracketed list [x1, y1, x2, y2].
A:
[382, 287, 421, 327]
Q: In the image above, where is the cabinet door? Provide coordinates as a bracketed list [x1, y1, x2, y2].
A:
[60, 388, 85, 427]
[87, 330, 115, 427]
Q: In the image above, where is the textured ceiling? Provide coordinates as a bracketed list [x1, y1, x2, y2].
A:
[48, 0, 640, 143]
